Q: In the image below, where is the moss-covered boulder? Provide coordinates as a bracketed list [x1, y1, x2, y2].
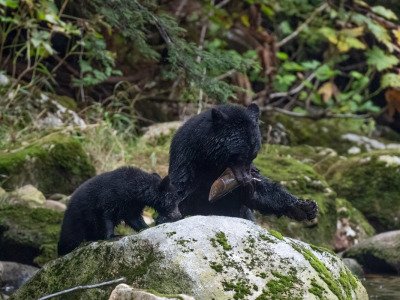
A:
[6, 185, 46, 208]
[0, 133, 95, 195]
[344, 230, 400, 274]
[254, 147, 337, 248]
[263, 144, 341, 175]
[0, 205, 63, 267]
[13, 216, 367, 300]
[326, 150, 400, 232]
[263, 114, 375, 153]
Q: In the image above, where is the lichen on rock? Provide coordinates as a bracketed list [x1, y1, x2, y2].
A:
[13, 216, 367, 300]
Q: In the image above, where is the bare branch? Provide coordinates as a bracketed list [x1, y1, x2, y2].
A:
[277, 3, 329, 47]
[38, 277, 126, 300]
[269, 72, 317, 100]
[261, 106, 370, 119]
[175, 0, 188, 16]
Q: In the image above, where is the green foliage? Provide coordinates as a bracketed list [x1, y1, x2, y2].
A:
[381, 73, 400, 88]
[73, 34, 122, 87]
[86, 0, 248, 101]
[258, 0, 400, 113]
[371, 6, 398, 21]
[366, 47, 399, 71]
[2, 0, 400, 124]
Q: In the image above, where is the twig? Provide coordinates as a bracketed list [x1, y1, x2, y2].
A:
[215, 0, 231, 9]
[38, 277, 126, 300]
[261, 106, 370, 119]
[58, 0, 70, 16]
[269, 72, 317, 99]
[175, 0, 188, 16]
[215, 69, 236, 81]
[52, 53, 80, 77]
[277, 3, 328, 47]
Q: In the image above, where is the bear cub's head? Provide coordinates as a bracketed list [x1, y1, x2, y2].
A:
[154, 175, 182, 224]
[208, 103, 261, 167]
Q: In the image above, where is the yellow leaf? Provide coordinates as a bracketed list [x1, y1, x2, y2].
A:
[241, 15, 250, 27]
[337, 36, 366, 53]
[337, 40, 350, 52]
[342, 26, 364, 37]
[318, 82, 339, 102]
[319, 27, 338, 44]
[393, 28, 400, 46]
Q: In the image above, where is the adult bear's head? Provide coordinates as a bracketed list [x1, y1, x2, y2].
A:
[204, 103, 261, 167]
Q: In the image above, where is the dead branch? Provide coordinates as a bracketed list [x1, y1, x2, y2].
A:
[277, 3, 329, 47]
[38, 277, 126, 300]
[268, 72, 317, 100]
[261, 106, 371, 119]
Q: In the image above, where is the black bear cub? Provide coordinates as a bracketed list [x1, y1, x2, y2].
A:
[58, 167, 182, 256]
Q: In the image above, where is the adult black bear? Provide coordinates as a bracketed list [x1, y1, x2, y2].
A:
[58, 167, 181, 256]
[168, 103, 317, 221]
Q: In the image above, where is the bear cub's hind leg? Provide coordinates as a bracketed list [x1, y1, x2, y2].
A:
[124, 215, 149, 232]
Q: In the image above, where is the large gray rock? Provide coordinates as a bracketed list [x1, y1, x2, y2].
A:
[6, 185, 46, 208]
[344, 230, 400, 274]
[0, 261, 38, 295]
[13, 216, 367, 300]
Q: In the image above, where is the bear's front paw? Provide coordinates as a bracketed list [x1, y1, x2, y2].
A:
[287, 199, 318, 221]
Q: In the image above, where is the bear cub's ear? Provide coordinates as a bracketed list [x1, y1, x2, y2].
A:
[158, 176, 171, 191]
[211, 107, 229, 124]
[247, 103, 260, 120]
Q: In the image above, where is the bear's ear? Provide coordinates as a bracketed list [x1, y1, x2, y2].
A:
[247, 103, 260, 120]
[158, 176, 171, 192]
[211, 108, 228, 124]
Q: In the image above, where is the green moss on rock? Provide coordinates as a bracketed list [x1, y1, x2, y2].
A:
[257, 271, 300, 300]
[0, 133, 95, 195]
[264, 113, 375, 153]
[268, 229, 284, 241]
[254, 147, 337, 248]
[0, 205, 63, 266]
[309, 278, 326, 299]
[291, 242, 359, 300]
[263, 144, 340, 175]
[222, 279, 252, 299]
[327, 150, 400, 231]
[12, 216, 367, 300]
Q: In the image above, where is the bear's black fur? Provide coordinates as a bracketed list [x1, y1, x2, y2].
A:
[58, 167, 181, 256]
[168, 103, 318, 221]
